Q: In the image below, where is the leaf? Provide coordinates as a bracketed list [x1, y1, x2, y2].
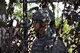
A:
[68, 47, 72, 53]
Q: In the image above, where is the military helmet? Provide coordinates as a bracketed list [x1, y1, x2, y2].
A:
[32, 8, 51, 24]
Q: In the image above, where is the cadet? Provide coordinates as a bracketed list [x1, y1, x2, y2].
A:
[30, 7, 66, 53]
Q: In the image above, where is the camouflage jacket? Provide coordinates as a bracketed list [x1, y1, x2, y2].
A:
[30, 34, 66, 53]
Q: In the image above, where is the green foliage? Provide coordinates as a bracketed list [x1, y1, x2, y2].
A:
[27, 12, 32, 19]
[68, 47, 72, 53]
[13, 10, 23, 16]
[13, 3, 23, 17]
[62, 20, 71, 34]
[55, 17, 61, 27]
[15, 3, 22, 8]
[55, 17, 79, 53]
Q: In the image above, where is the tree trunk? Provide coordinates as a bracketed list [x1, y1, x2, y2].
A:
[0, 0, 6, 48]
[0, 0, 6, 15]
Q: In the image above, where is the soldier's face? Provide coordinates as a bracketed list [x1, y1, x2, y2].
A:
[33, 20, 46, 33]
[33, 20, 40, 31]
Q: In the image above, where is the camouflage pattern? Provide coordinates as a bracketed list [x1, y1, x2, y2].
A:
[30, 33, 66, 53]
[31, 7, 65, 53]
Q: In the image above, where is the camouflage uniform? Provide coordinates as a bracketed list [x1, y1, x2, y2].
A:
[31, 8, 66, 53]
[31, 33, 65, 53]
